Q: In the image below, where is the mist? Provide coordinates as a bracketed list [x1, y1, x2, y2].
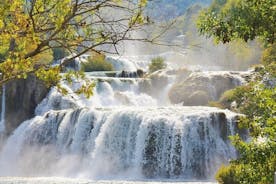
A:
[114, 4, 262, 72]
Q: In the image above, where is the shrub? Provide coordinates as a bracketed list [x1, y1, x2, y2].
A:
[216, 165, 239, 184]
[148, 57, 167, 73]
[209, 86, 251, 110]
[216, 138, 276, 184]
[216, 89, 237, 109]
[208, 101, 224, 109]
[261, 43, 276, 65]
[216, 82, 276, 184]
[81, 53, 113, 72]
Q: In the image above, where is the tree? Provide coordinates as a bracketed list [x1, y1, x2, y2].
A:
[197, 0, 276, 44]
[148, 56, 167, 73]
[0, 0, 152, 94]
[81, 53, 114, 72]
[197, 0, 276, 183]
[215, 80, 276, 184]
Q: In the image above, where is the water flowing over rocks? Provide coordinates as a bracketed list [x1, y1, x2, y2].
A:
[106, 55, 152, 71]
[0, 106, 239, 179]
[0, 54, 251, 181]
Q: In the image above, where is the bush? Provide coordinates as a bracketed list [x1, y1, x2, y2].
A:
[81, 53, 113, 72]
[216, 140, 276, 184]
[208, 101, 224, 109]
[216, 165, 239, 184]
[216, 89, 237, 109]
[216, 83, 276, 184]
[261, 43, 276, 65]
[148, 57, 167, 73]
[212, 66, 276, 184]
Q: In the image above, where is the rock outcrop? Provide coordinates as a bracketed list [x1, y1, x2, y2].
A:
[1, 75, 49, 134]
[117, 69, 145, 78]
[139, 70, 170, 96]
[169, 71, 251, 105]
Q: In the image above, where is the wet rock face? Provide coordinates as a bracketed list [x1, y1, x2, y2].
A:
[184, 90, 209, 106]
[3, 75, 49, 134]
[139, 70, 170, 96]
[117, 69, 144, 78]
[169, 72, 246, 105]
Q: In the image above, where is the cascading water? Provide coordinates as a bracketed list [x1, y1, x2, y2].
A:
[0, 54, 248, 183]
[0, 107, 238, 179]
[0, 85, 6, 134]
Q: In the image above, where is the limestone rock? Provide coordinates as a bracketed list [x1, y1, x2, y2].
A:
[1, 75, 49, 134]
[169, 71, 249, 105]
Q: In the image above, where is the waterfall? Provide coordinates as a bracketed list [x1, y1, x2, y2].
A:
[0, 85, 6, 134]
[0, 54, 251, 181]
[0, 106, 238, 179]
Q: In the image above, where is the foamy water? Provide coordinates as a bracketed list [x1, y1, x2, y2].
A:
[0, 177, 217, 184]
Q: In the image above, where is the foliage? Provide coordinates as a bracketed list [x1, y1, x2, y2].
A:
[0, 0, 149, 95]
[209, 88, 237, 109]
[226, 135, 276, 184]
[81, 54, 113, 72]
[214, 85, 251, 110]
[214, 65, 276, 183]
[197, 0, 276, 44]
[217, 151, 275, 184]
[215, 80, 276, 183]
[216, 132, 276, 184]
[198, 1, 276, 182]
[215, 165, 239, 184]
[148, 57, 167, 73]
[261, 43, 276, 65]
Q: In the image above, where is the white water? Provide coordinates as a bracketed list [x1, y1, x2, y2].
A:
[0, 106, 237, 180]
[0, 177, 216, 184]
[0, 53, 249, 183]
[0, 85, 5, 134]
[106, 52, 179, 71]
[35, 76, 159, 115]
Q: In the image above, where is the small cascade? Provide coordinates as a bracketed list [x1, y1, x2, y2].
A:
[0, 85, 6, 134]
[106, 56, 151, 71]
[35, 71, 173, 113]
[0, 107, 238, 179]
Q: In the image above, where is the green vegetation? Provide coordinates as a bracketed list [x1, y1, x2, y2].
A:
[212, 68, 276, 184]
[262, 43, 276, 65]
[0, 0, 149, 96]
[216, 165, 239, 184]
[197, 0, 276, 44]
[153, 2, 262, 70]
[208, 89, 235, 109]
[81, 54, 113, 72]
[198, 0, 276, 183]
[149, 57, 167, 73]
